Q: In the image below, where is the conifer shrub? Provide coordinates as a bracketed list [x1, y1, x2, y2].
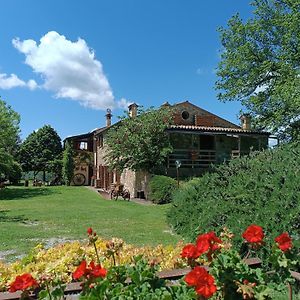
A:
[167, 142, 300, 244]
[149, 175, 177, 204]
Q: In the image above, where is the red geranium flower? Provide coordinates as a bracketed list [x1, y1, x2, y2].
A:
[185, 266, 217, 298]
[196, 231, 222, 258]
[9, 273, 38, 293]
[73, 260, 107, 280]
[181, 243, 201, 259]
[73, 260, 89, 280]
[275, 232, 293, 252]
[242, 225, 264, 244]
[87, 227, 93, 235]
[89, 262, 107, 278]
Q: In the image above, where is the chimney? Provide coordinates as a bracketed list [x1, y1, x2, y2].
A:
[161, 101, 171, 108]
[128, 103, 138, 118]
[106, 108, 112, 127]
[240, 114, 251, 130]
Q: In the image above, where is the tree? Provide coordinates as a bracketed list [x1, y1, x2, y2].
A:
[0, 98, 21, 179]
[62, 140, 75, 185]
[216, 0, 300, 139]
[19, 125, 62, 180]
[104, 107, 173, 173]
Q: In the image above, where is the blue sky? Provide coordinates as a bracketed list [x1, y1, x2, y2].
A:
[0, 1, 253, 140]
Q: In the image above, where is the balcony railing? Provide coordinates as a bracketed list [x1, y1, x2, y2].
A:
[168, 149, 216, 168]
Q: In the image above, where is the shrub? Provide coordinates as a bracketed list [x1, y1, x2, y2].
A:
[167, 142, 300, 245]
[149, 175, 177, 204]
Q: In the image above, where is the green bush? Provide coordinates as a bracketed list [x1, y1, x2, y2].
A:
[167, 142, 300, 245]
[149, 175, 177, 204]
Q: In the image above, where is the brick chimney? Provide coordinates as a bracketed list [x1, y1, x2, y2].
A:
[240, 114, 251, 130]
[105, 108, 112, 127]
[161, 101, 171, 108]
[128, 103, 138, 118]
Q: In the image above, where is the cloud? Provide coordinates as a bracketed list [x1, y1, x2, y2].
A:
[12, 31, 115, 110]
[117, 97, 132, 109]
[0, 73, 37, 90]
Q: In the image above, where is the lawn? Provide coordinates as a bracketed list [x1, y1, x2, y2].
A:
[0, 185, 180, 261]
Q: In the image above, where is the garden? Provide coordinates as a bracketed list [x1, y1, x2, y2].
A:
[1, 0, 300, 298]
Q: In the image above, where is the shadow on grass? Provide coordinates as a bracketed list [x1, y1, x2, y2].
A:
[0, 210, 29, 223]
[0, 187, 59, 201]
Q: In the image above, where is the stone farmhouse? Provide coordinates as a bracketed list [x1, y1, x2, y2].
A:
[64, 101, 270, 199]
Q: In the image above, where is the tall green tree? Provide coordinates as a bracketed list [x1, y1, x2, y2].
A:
[62, 140, 74, 186]
[105, 107, 173, 173]
[0, 98, 21, 179]
[19, 125, 62, 180]
[216, 0, 300, 139]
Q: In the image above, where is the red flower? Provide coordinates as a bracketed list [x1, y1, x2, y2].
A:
[275, 232, 293, 252]
[181, 244, 201, 259]
[242, 225, 264, 244]
[73, 260, 107, 280]
[185, 266, 217, 298]
[73, 260, 88, 280]
[9, 273, 38, 293]
[196, 231, 222, 258]
[89, 262, 107, 278]
[87, 227, 93, 235]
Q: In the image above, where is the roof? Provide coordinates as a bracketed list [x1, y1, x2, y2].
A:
[173, 100, 240, 129]
[167, 125, 270, 136]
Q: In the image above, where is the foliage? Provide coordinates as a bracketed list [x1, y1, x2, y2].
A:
[0, 236, 185, 292]
[78, 256, 196, 300]
[181, 226, 299, 299]
[19, 125, 62, 180]
[149, 175, 177, 204]
[62, 140, 74, 185]
[6, 161, 22, 184]
[105, 106, 174, 173]
[0, 98, 21, 179]
[216, 0, 300, 139]
[167, 142, 300, 245]
[5, 226, 299, 299]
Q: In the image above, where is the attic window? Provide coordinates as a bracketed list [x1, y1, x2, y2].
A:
[181, 111, 189, 120]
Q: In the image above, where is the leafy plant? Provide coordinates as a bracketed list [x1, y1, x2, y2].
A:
[216, 0, 300, 139]
[62, 140, 75, 186]
[19, 125, 62, 181]
[181, 225, 299, 299]
[149, 175, 177, 204]
[167, 142, 300, 245]
[104, 106, 174, 173]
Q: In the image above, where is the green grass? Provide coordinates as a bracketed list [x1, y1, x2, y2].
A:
[0, 186, 180, 261]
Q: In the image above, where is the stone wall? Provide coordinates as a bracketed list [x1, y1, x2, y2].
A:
[120, 169, 151, 199]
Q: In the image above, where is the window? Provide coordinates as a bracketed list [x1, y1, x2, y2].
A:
[97, 136, 103, 148]
[79, 142, 88, 150]
[181, 110, 190, 120]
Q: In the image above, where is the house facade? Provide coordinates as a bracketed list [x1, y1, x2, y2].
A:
[65, 101, 270, 198]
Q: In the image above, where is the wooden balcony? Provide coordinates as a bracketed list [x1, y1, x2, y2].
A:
[168, 149, 216, 168]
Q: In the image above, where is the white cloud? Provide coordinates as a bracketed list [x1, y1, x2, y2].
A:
[0, 73, 37, 90]
[12, 31, 115, 110]
[117, 97, 132, 109]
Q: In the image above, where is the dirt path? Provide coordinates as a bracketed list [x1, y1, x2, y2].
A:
[85, 186, 154, 206]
